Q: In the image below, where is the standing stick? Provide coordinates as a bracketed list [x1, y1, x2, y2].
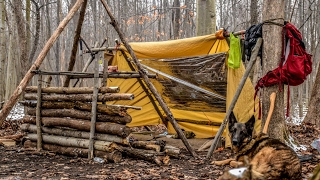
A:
[206, 38, 263, 159]
[63, 0, 88, 87]
[262, 92, 276, 134]
[36, 74, 43, 150]
[100, 0, 198, 158]
[0, 0, 85, 126]
[88, 59, 99, 159]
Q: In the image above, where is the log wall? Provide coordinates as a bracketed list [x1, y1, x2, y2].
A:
[20, 85, 180, 165]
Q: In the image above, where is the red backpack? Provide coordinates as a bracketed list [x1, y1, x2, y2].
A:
[255, 22, 312, 117]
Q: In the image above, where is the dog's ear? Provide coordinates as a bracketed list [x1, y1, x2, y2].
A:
[228, 112, 237, 132]
[245, 115, 255, 136]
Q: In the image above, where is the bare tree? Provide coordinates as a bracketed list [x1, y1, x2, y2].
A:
[261, 0, 286, 141]
[196, 0, 216, 36]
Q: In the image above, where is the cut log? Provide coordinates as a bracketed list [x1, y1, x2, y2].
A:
[20, 101, 129, 116]
[26, 133, 118, 152]
[164, 145, 181, 159]
[0, 139, 16, 146]
[23, 140, 122, 163]
[25, 86, 120, 94]
[22, 116, 131, 137]
[26, 108, 132, 124]
[1, 133, 25, 141]
[24, 93, 134, 101]
[21, 124, 128, 145]
[120, 146, 169, 166]
[130, 140, 166, 152]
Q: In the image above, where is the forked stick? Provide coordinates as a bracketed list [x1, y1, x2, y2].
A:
[262, 92, 276, 134]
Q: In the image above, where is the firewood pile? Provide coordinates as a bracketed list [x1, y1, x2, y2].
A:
[19, 86, 180, 165]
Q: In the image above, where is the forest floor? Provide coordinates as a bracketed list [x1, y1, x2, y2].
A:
[0, 117, 319, 180]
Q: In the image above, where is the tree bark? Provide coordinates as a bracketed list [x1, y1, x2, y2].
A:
[21, 101, 130, 116]
[26, 133, 118, 152]
[196, 0, 216, 36]
[0, 0, 85, 126]
[13, 0, 28, 82]
[24, 140, 122, 163]
[26, 108, 132, 124]
[25, 86, 120, 94]
[304, 66, 320, 127]
[261, 0, 286, 141]
[24, 93, 134, 102]
[21, 124, 128, 145]
[22, 116, 132, 137]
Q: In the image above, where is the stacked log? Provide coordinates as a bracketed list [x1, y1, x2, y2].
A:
[20, 86, 179, 165]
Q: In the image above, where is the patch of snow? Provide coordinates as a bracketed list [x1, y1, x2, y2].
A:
[1, 103, 25, 121]
[287, 102, 308, 125]
[286, 134, 307, 153]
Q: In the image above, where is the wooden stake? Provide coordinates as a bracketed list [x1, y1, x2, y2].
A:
[64, 0, 88, 87]
[0, 0, 85, 126]
[262, 92, 276, 134]
[99, 0, 198, 158]
[206, 38, 263, 160]
[36, 74, 43, 150]
[88, 59, 99, 159]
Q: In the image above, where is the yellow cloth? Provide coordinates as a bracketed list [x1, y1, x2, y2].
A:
[225, 62, 261, 146]
[106, 32, 259, 141]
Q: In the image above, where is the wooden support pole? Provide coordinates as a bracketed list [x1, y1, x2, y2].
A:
[206, 38, 263, 160]
[36, 74, 43, 150]
[73, 42, 99, 87]
[100, 0, 197, 158]
[88, 59, 99, 159]
[0, 0, 84, 126]
[25, 86, 120, 94]
[63, 0, 88, 87]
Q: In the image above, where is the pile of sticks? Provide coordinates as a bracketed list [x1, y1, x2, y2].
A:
[19, 86, 180, 165]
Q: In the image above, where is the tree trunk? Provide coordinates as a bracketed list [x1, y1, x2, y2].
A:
[196, 0, 216, 36]
[304, 66, 320, 127]
[13, 0, 28, 82]
[0, 0, 5, 108]
[0, 0, 84, 126]
[25, 86, 120, 94]
[24, 93, 134, 102]
[22, 116, 131, 137]
[21, 124, 128, 145]
[26, 133, 118, 152]
[24, 140, 122, 163]
[172, 0, 180, 39]
[26, 108, 132, 124]
[261, 0, 286, 141]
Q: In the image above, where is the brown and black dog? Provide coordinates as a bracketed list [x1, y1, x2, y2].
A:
[213, 112, 302, 180]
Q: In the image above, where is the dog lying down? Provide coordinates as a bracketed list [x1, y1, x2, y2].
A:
[212, 112, 302, 180]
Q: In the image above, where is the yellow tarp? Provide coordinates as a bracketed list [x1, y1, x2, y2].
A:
[107, 32, 260, 141]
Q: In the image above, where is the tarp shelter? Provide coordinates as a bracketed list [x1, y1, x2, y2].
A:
[106, 30, 261, 143]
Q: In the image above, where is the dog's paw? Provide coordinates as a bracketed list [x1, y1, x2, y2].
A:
[230, 160, 243, 168]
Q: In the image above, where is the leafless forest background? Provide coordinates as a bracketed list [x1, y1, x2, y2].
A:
[0, 0, 319, 122]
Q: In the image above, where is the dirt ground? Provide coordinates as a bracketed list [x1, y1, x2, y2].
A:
[0, 120, 319, 180]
